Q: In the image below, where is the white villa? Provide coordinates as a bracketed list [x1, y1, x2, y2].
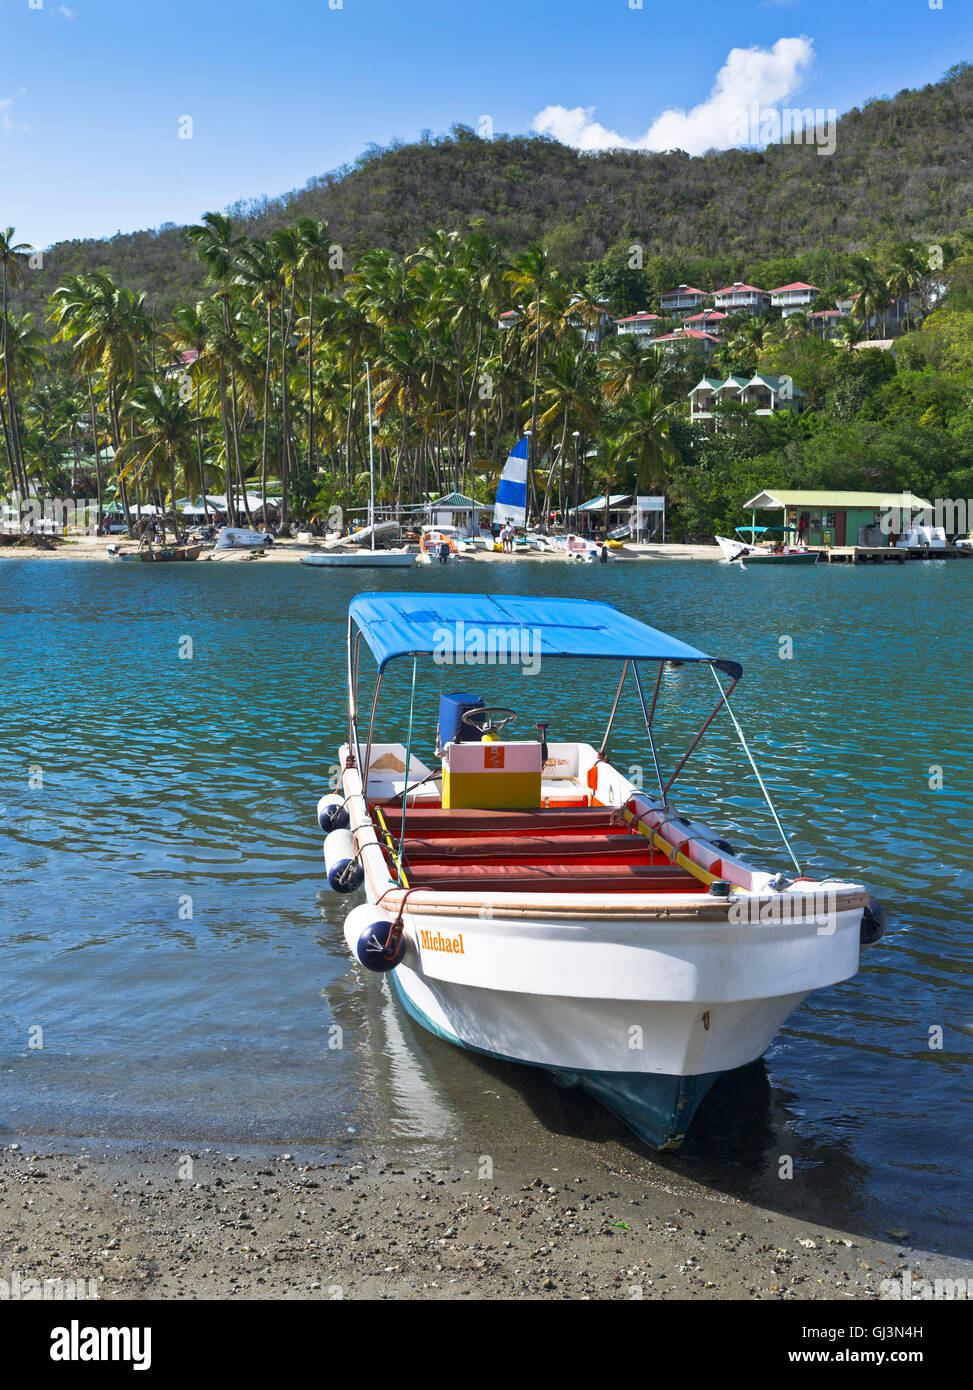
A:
[652, 327, 721, 358]
[658, 285, 711, 317]
[770, 282, 821, 316]
[712, 282, 771, 315]
[614, 311, 664, 340]
[684, 309, 727, 330]
[690, 373, 806, 426]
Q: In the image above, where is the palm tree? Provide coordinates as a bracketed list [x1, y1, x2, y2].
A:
[506, 245, 558, 521]
[0, 313, 47, 493]
[535, 342, 599, 522]
[293, 217, 337, 479]
[887, 245, 928, 332]
[598, 333, 658, 403]
[49, 272, 151, 532]
[850, 258, 891, 337]
[237, 236, 288, 524]
[118, 380, 203, 531]
[833, 316, 866, 351]
[0, 227, 33, 496]
[611, 385, 678, 496]
[169, 302, 213, 519]
[188, 213, 246, 523]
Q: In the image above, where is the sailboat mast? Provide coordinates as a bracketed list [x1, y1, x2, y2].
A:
[366, 360, 376, 553]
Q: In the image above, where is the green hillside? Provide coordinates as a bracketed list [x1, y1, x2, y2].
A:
[12, 62, 973, 323]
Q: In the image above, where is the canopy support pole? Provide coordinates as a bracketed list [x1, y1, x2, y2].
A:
[661, 663, 740, 797]
[632, 662, 667, 804]
[709, 666, 803, 874]
[362, 670, 384, 795]
[396, 657, 419, 884]
[346, 616, 357, 754]
[598, 660, 630, 756]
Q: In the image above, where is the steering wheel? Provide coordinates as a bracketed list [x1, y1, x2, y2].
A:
[461, 706, 518, 737]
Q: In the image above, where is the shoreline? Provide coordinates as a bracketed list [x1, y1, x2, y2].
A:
[0, 535, 721, 564]
[2, 1136, 967, 1300]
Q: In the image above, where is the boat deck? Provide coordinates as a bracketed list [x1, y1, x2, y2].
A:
[369, 805, 703, 895]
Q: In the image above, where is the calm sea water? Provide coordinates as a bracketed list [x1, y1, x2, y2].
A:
[1, 554, 970, 1255]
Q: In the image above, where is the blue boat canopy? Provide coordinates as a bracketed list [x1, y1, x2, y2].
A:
[349, 592, 725, 671]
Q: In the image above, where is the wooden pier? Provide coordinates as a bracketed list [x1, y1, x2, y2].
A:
[822, 545, 971, 564]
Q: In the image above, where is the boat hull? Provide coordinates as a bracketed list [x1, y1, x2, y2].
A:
[302, 551, 415, 568]
[361, 898, 861, 1147]
[389, 968, 725, 1148]
[716, 536, 818, 565]
[110, 544, 201, 562]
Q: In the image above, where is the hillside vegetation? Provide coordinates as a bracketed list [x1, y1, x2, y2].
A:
[2, 63, 973, 543]
[11, 63, 973, 324]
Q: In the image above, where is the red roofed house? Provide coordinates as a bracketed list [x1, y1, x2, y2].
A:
[659, 285, 711, 318]
[164, 348, 199, 381]
[713, 282, 770, 314]
[683, 310, 727, 329]
[651, 328, 720, 359]
[614, 311, 664, 341]
[770, 282, 821, 316]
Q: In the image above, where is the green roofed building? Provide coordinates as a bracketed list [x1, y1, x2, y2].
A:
[743, 489, 932, 548]
[690, 374, 805, 427]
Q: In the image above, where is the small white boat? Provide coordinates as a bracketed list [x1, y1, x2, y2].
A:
[317, 592, 885, 1149]
[216, 527, 273, 551]
[302, 549, 415, 569]
[716, 531, 819, 565]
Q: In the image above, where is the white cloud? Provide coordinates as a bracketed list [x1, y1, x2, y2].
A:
[531, 36, 816, 155]
[59, 5, 75, 17]
[0, 98, 13, 135]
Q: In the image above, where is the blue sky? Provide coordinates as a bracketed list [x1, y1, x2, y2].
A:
[0, 0, 966, 248]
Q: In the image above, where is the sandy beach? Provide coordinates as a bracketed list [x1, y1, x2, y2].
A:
[0, 534, 719, 564]
[2, 1138, 968, 1301]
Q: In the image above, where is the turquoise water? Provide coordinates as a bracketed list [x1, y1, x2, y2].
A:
[0, 555, 970, 1253]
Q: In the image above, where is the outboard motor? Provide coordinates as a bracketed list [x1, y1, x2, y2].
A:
[437, 691, 484, 753]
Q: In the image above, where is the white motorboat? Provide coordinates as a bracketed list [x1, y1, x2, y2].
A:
[318, 592, 884, 1149]
[716, 530, 819, 565]
[216, 527, 274, 551]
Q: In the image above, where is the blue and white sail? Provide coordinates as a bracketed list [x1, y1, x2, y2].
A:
[493, 436, 528, 526]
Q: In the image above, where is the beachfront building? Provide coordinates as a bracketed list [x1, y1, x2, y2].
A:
[497, 309, 520, 329]
[689, 374, 804, 426]
[569, 493, 633, 537]
[659, 285, 710, 318]
[770, 282, 821, 316]
[713, 282, 771, 315]
[614, 311, 664, 340]
[652, 327, 720, 358]
[743, 488, 932, 548]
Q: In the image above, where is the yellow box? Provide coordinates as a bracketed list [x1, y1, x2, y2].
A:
[441, 741, 542, 809]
